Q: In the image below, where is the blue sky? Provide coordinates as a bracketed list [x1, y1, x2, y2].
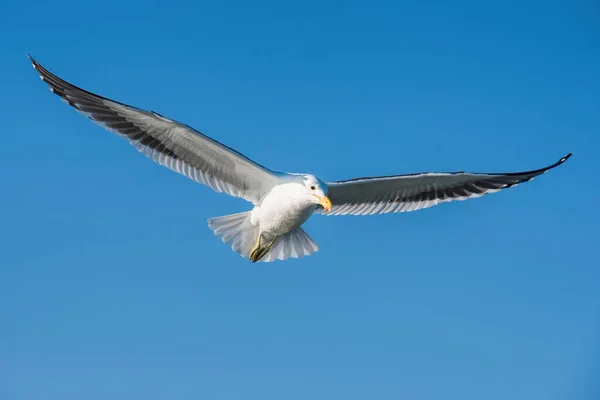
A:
[1, 0, 599, 399]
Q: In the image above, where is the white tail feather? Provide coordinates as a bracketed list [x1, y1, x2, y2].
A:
[261, 227, 319, 263]
[207, 212, 320, 263]
[208, 212, 258, 259]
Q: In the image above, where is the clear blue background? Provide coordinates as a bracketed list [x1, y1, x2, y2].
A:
[1, 1, 598, 399]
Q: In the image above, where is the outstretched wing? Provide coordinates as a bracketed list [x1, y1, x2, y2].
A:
[29, 55, 280, 204]
[318, 154, 571, 216]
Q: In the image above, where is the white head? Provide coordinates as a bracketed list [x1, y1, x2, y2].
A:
[301, 174, 332, 211]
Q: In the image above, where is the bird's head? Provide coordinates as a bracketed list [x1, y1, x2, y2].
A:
[302, 175, 331, 211]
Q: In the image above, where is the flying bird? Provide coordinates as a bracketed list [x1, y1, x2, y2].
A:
[28, 55, 571, 263]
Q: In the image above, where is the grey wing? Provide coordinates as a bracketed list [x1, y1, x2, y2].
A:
[317, 154, 571, 216]
[29, 55, 280, 204]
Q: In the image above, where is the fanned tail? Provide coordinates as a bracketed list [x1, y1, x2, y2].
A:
[207, 212, 258, 259]
[261, 227, 319, 263]
[208, 213, 320, 263]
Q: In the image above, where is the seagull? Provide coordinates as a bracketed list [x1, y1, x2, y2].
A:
[28, 55, 572, 263]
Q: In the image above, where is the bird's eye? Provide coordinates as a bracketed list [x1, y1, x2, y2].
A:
[310, 185, 316, 190]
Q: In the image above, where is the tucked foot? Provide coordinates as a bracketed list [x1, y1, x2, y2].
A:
[249, 236, 277, 263]
[249, 232, 263, 262]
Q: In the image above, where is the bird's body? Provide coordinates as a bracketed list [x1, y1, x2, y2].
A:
[28, 55, 572, 263]
[252, 181, 317, 236]
[208, 174, 329, 262]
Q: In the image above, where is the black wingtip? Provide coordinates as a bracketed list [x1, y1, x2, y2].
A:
[27, 53, 41, 71]
[541, 152, 572, 173]
[536, 152, 572, 175]
[559, 153, 573, 164]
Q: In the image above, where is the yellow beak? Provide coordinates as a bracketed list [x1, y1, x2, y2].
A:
[313, 195, 332, 211]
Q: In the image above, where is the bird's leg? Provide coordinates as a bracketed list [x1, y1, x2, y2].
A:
[249, 232, 263, 262]
[257, 237, 277, 262]
[249, 235, 277, 263]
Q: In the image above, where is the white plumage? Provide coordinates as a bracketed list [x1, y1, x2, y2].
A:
[29, 55, 572, 263]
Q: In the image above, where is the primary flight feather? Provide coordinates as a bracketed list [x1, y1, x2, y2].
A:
[28, 55, 571, 263]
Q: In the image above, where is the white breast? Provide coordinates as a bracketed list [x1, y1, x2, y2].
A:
[251, 182, 316, 236]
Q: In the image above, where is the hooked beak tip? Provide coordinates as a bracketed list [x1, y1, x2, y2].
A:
[316, 195, 332, 211]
